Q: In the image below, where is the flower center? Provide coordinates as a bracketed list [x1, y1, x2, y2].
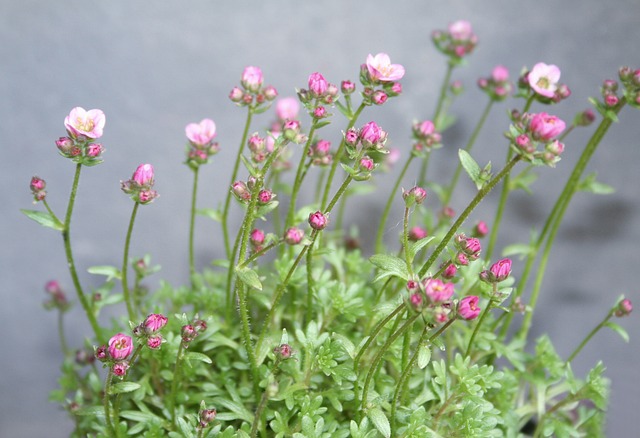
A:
[75, 117, 95, 132]
[536, 77, 550, 90]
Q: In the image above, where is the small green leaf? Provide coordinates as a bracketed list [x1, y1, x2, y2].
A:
[604, 321, 629, 343]
[20, 209, 64, 231]
[367, 408, 391, 438]
[74, 405, 106, 417]
[369, 254, 409, 281]
[502, 243, 535, 260]
[87, 265, 121, 280]
[417, 344, 432, 369]
[577, 172, 615, 195]
[407, 236, 435, 262]
[185, 351, 213, 364]
[109, 382, 141, 394]
[235, 266, 263, 290]
[197, 208, 222, 222]
[458, 150, 483, 189]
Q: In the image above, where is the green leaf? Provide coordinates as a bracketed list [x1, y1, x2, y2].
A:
[87, 265, 121, 280]
[109, 382, 141, 394]
[369, 254, 409, 282]
[197, 208, 222, 222]
[502, 243, 535, 260]
[119, 410, 162, 423]
[74, 405, 106, 417]
[577, 172, 615, 195]
[185, 351, 213, 364]
[20, 209, 64, 231]
[417, 344, 432, 369]
[406, 236, 435, 262]
[604, 321, 629, 343]
[367, 408, 391, 438]
[235, 266, 263, 290]
[458, 150, 483, 190]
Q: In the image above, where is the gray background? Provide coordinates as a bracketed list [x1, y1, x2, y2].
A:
[2, 1, 638, 436]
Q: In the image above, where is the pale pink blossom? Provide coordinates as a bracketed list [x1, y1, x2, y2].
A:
[242, 66, 263, 91]
[108, 333, 133, 360]
[424, 278, 454, 303]
[528, 63, 561, 98]
[492, 65, 510, 82]
[64, 107, 106, 139]
[132, 164, 155, 187]
[458, 296, 481, 320]
[186, 119, 216, 146]
[448, 20, 474, 41]
[276, 97, 300, 120]
[529, 112, 566, 140]
[366, 53, 405, 82]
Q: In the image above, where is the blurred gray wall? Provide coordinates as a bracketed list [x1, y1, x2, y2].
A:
[1, 1, 638, 436]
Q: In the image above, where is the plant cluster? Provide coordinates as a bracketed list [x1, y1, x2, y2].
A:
[24, 20, 637, 438]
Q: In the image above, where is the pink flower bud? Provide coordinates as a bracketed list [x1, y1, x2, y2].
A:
[64, 107, 106, 139]
[132, 164, 154, 187]
[424, 278, 454, 303]
[258, 189, 274, 204]
[263, 85, 278, 101]
[147, 336, 163, 349]
[308, 72, 328, 96]
[604, 94, 619, 107]
[474, 221, 489, 238]
[615, 298, 632, 317]
[108, 333, 133, 361]
[448, 20, 474, 40]
[274, 343, 293, 359]
[55, 137, 74, 154]
[365, 53, 405, 82]
[229, 87, 244, 102]
[231, 181, 251, 202]
[456, 252, 469, 266]
[143, 314, 168, 334]
[529, 112, 566, 141]
[414, 120, 435, 137]
[528, 63, 561, 98]
[410, 292, 424, 309]
[308, 211, 328, 230]
[182, 324, 197, 343]
[30, 176, 46, 192]
[515, 134, 534, 154]
[241, 66, 263, 92]
[489, 258, 512, 282]
[276, 97, 300, 120]
[372, 90, 388, 105]
[403, 186, 427, 206]
[458, 295, 481, 320]
[492, 65, 510, 82]
[95, 345, 108, 361]
[576, 109, 596, 127]
[344, 128, 359, 146]
[406, 279, 420, 293]
[283, 119, 301, 141]
[250, 228, 265, 247]
[359, 156, 374, 171]
[186, 119, 216, 147]
[341, 80, 355, 94]
[86, 143, 104, 158]
[200, 408, 217, 424]
[391, 82, 402, 94]
[284, 227, 304, 245]
[360, 121, 386, 148]
[442, 264, 457, 279]
[112, 361, 129, 377]
[408, 226, 428, 241]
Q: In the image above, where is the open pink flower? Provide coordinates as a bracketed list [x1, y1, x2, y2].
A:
[528, 63, 561, 98]
[424, 278, 454, 303]
[529, 112, 566, 141]
[185, 119, 216, 146]
[276, 97, 300, 120]
[366, 53, 405, 82]
[458, 296, 481, 320]
[108, 333, 133, 360]
[64, 107, 106, 139]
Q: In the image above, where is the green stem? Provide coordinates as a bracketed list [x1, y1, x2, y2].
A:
[465, 285, 498, 357]
[305, 237, 315, 325]
[418, 155, 522, 277]
[402, 207, 414, 276]
[170, 341, 185, 428]
[354, 303, 405, 373]
[515, 103, 623, 342]
[441, 99, 494, 208]
[375, 155, 414, 254]
[484, 149, 513, 261]
[360, 312, 420, 414]
[566, 309, 614, 364]
[42, 199, 63, 226]
[57, 310, 69, 355]
[222, 108, 254, 258]
[62, 164, 103, 342]
[286, 122, 318, 228]
[103, 368, 116, 436]
[189, 166, 199, 288]
[225, 221, 244, 319]
[320, 103, 366, 210]
[239, 240, 282, 268]
[433, 63, 454, 127]
[250, 358, 282, 438]
[122, 202, 140, 322]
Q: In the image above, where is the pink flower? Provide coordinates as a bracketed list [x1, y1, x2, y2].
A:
[108, 333, 133, 360]
[403, 186, 427, 206]
[313, 106, 327, 119]
[414, 120, 435, 137]
[492, 65, 509, 82]
[458, 296, 481, 320]
[359, 121, 386, 148]
[615, 298, 633, 317]
[528, 63, 561, 98]
[250, 228, 265, 246]
[258, 189, 273, 204]
[309, 211, 328, 230]
[443, 264, 457, 279]
[147, 336, 162, 349]
[410, 292, 424, 309]
[366, 53, 405, 82]
[132, 164, 154, 187]
[276, 97, 300, 120]
[86, 143, 104, 158]
[112, 361, 129, 376]
[424, 278, 455, 303]
[448, 20, 474, 40]
[186, 119, 217, 146]
[308, 72, 328, 96]
[64, 107, 106, 139]
[489, 258, 512, 282]
[372, 90, 387, 105]
[474, 221, 489, 237]
[408, 226, 427, 241]
[284, 227, 304, 245]
[341, 80, 355, 94]
[344, 128, 359, 146]
[229, 86, 244, 102]
[359, 156, 374, 171]
[529, 113, 566, 141]
[242, 66, 263, 91]
[143, 314, 168, 334]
